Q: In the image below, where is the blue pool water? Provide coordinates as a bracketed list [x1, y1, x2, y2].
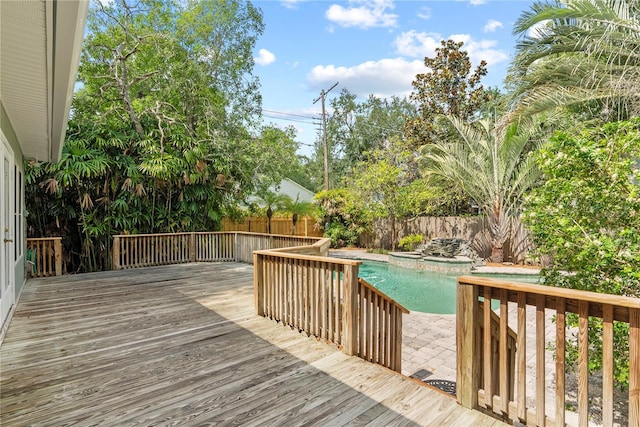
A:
[358, 261, 541, 314]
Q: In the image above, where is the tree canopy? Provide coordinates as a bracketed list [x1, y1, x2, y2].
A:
[508, 0, 640, 121]
[405, 39, 492, 146]
[26, 0, 298, 271]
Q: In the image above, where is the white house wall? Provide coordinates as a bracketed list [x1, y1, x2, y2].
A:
[0, 104, 25, 336]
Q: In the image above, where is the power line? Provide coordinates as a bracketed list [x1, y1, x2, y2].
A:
[262, 114, 318, 126]
[262, 109, 319, 120]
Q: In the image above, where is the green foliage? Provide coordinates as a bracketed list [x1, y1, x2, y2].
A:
[508, 0, 640, 120]
[399, 234, 424, 252]
[319, 90, 417, 185]
[348, 137, 434, 249]
[315, 189, 370, 248]
[324, 222, 360, 248]
[282, 195, 317, 235]
[523, 118, 640, 386]
[25, 0, 299, 272]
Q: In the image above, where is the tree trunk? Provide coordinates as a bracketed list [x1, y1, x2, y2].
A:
[490, 246, 504, 264]
[489, 201, 508, 263]
[292, 214, 298, 236]
[117, 56, 145, 139]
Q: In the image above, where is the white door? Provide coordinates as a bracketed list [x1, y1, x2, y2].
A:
[1, 140, 15, 326]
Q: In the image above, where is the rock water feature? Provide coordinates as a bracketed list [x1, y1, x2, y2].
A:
[389, 237, 484, 274]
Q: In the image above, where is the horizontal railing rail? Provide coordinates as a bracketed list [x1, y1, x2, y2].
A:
[112, 232, 324, 269]
[26, 237, 63, 277]
[456, 276, 640, 427]
[254, 247, 409, 372]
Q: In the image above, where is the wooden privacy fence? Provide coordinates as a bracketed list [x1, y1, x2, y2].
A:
[112, 232, 325, 269]
[457, 276, 640, 427]
[221, 216, 322, 237]
[362, 216, 534, 264]
[26, 237, 63, 277]
[253, 248, 408, 372]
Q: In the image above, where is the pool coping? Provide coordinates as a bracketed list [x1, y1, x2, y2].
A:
[329, 249, 541, 276]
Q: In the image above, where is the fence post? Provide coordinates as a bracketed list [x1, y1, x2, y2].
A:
[54, 238, 62, 276]
[456, 279, 480, 408]
[254, 252, 264, 316]
[190, 232, 196, 262]
[113, 236, 121, 270]
[342, 263, 359, 356]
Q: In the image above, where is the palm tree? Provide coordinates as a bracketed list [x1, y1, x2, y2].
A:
[283, 195, 317, 236]
[258, 191, 290, 234]
[421, 116, 543, 263]
[508, 0, 640, 119]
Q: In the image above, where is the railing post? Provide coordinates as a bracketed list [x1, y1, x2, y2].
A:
[190, 232, 196, 262]
[54, 238, 62, 276]
[254, 252, 264, 316]
[113, 236, 121, 270]
[342, 263, 359, 356]
[457, 279, 480, 409]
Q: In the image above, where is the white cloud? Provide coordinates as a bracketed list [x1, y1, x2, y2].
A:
[394, 31, 443, 58]
[417, 6, 431, 20]
[280, 0, 303, 10]
[393, 30, 508, 67]
[326, 0, 398, 29]
[483, 19, 503, 33]
[254, 49, 276, 66]
[470, 0, 486, 5]
[307, 57, 425, 98]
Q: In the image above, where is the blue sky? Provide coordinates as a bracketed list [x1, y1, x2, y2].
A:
[251, 0, 535, 155]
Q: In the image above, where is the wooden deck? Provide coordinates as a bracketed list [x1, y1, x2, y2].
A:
[1, 263, 505, 426]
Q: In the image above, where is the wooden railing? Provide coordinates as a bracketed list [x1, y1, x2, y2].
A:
[456, 276, 640, 427]
[253, 248, 408, 372]
[26, 237, 63, 277]
[357, 278, 408, 371]
[112, 231, 407, 372]
[112, 232, 324, 269]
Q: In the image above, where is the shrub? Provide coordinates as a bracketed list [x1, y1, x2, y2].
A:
[523, 119, 640, 387]
[324, 222, 360, 248]
[398, 234, 424, 251]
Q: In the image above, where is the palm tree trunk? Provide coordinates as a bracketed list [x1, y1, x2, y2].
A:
[489, 203, 508, 263]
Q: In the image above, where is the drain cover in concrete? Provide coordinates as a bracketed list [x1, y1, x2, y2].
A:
[424, 379, 456, 396]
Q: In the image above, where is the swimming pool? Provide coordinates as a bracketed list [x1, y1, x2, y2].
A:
[358, 261, 541, 314]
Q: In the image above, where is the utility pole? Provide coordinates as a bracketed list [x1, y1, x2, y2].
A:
[313, 82, 339, 191]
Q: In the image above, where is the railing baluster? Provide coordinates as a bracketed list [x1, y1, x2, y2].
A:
[483, 287, 493, 408]
[536, 294, 546, 427]
[517, 291, 527, 422]
[602, 304, 613, 427]
[499, 289, 509, 414]
[555, 297, 566, 427]
[578, 300, 589, 427]
[630, 308, 640, 426]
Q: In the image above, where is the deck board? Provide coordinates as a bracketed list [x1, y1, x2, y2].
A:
[1, 263, 504, 426]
